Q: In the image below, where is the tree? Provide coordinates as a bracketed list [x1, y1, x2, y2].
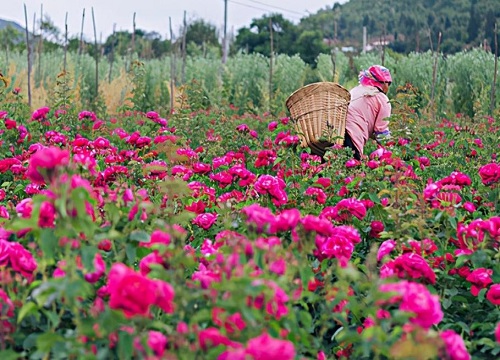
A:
[0, 26, 22, 60]
[40, 15, 61, 44]
[294, 30, 330, 65]
[185, 19, 219, 48]
[484, 12, 498, 52]
[234, 13, 298, 57]
[467, 1, 480, 42]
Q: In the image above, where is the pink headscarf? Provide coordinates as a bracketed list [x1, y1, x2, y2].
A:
[359, 65, 392, 88]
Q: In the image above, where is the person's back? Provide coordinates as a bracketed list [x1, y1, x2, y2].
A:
[342, 65, 393, 160]
[345, 84, 391, 158]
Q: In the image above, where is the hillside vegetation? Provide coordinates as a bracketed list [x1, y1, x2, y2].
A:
[300, 0, 500, 53]
[0, 0, 498, 65]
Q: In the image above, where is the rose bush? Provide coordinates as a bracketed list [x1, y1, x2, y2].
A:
[0, 80, 499, 359]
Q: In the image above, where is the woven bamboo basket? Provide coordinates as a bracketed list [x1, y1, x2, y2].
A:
[285, 82, 351, 156]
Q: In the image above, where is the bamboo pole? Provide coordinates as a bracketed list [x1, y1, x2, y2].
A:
[269, 18, 274, 112]
[79, 8, 85, 57]
[331, 49, 336, 82]
[38, 4, 43, 82]
[169, 17, 175, 112]
[131, 12, 136, 64]
[381, 25, 387, 66]
[181, 11, 187, 84]
[491, 22, 498, 115]
[63, 12, 68, 73]
[91, 7, 99, 103]
[24, 4, 32, 108]
[430, 31, 442, 120]
[427, 27, 434, 52]
[108, 23, 116, 83]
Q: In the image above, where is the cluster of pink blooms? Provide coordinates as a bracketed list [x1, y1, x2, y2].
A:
[1, 106, 499, 358]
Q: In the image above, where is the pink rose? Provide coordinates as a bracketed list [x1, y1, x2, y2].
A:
[377, 240, 396, 261]
[246, 332, 295, 360]
[147, 331, 167, 357]
[198, 328, 239, 351]
[440, 330, 471, 360]
[84, 253, 106, 283]
[0, 239, 10, 265]
[107, 263, 174, 318]
[380, 281, 443, 329]
[486, 284, 500, 305]
[478, 163, 500, 186]
[9, 242, 37, 280]
[463, 202, 476, 213]
[466, 268, 493, 296]
[139, 251, 164, 275]
[192, 213, 218, 230]
[38, 201, 56, 228]
[26, 146, 70, 184]
[370, 220, 385, 237]
[0, 289, 15, 317]
[381, 253, 436, 284]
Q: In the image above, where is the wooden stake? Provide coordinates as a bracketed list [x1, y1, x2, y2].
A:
[269, 18, 274, 111]
[491, 22, 498, 115]
[38, 4, 43, 81]
[24, 4, 32, 108]
[331, 49, 336, 82]
[169, 17, 175, 111]
[381, 25, 387, 66]
[91, 7, 99, 102]
[108, 23, 116, 83]
[131, 12, 136, 62]
[427, 27, 434, 52]
[79, 8, 85, 56]
[63, 12, 68, 73]
[222, 0, 228, 64]
[430, 31, 442, 120]
[181, 10, 187, 84]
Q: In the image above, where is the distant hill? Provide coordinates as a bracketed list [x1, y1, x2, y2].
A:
[0, 18, 25, 34]
[301, 0, 500, 54]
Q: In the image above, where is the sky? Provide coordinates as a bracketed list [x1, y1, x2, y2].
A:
[3, 0, 345, 41]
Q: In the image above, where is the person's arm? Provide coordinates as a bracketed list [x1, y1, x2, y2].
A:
[372, 96, 392, 140]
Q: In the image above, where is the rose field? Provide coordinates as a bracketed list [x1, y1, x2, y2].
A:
[0, 60, 500, 360]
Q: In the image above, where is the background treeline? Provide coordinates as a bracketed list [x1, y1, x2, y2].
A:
[1, 0, 499, 66]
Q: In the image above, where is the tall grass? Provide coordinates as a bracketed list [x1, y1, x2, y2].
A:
[0, 48, 498, 118]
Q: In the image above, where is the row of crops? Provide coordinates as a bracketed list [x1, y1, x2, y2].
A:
[0, 48, 498, 117]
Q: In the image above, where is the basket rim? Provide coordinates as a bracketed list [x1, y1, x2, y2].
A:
[285, 82, 351, 110]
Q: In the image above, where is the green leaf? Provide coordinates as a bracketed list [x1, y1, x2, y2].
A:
[442, 297, 452, 309]
[35, 332, 64, 353]
[189, 308, 211, 325]
[0, 349, 22, 360]
[81, 245, 98, 270]
[17, 302, 39, 323]
[125, 243, 137, 264]
[23, 333, 39, 350]
[40, 229, 58, 261]
[299, 310, 313, 329]
[42, 309, 61, 328]
[478, 287, 488, 302]
[129, 230, 151, 243]
[448, 216, 457, 230]
[299, 264, 314, 288]
[368, 192, 380, 204]
[471, 250, 490, 268]
[455, 255, 470, 268]
[117, 332, 134, 360]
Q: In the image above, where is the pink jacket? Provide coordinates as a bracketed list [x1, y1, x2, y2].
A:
[345, 85, 391, 155]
